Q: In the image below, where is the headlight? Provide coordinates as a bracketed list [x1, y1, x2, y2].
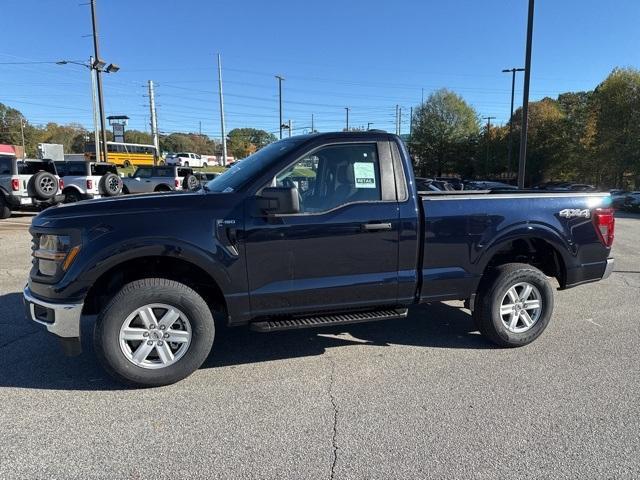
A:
[33, 234, 81, 276]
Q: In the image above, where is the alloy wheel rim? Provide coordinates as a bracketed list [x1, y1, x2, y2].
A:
[41, 177, 55, 193]
[119, 303, 192, 369]
[499, 282, 542, 333]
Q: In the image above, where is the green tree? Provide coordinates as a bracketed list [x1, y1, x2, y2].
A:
[227, 128, 277, 159]
[591, 68, 640, 188]
[411, 89, 480, 176]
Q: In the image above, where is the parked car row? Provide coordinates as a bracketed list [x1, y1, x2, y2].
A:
[610, 190, 640, 211]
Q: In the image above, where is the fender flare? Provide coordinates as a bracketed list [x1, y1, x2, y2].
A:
[474, 222, 573, 276]
[78, 238, 234, 298]
[62, 184, 85, 195]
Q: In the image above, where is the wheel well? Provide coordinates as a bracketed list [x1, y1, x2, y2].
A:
[82, 256, 227, 320]
[483, 238, 566, 287]
[154, 184, 171, 192]
[62, 186, 82, 195]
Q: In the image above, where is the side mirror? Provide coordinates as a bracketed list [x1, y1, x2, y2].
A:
[257, 186, 300, 215]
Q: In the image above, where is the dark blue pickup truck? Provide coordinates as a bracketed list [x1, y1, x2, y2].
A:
[24, 131, 615, 386]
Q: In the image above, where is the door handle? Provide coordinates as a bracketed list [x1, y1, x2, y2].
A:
[361, 222, 392, 232]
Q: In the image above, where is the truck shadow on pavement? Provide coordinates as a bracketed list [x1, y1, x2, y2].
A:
[0, 292, 490, 391]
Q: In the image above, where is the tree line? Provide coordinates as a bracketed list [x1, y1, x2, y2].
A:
[0, 105, 276, 161]
[410, 67, 640, 188]
[2, 66, 638, 188]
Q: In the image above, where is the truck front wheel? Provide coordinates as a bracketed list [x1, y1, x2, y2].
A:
[94, 278, 215, 387]
[473, 263, 554, 347]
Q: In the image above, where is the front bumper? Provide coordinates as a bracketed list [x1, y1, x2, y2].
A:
[23, 287, 83, 339]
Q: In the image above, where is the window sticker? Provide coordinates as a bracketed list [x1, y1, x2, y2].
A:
[353, 162, 376, 189]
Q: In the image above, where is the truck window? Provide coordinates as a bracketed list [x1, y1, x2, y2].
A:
[133, 167, 153, 178]
[205, 139, 301, 193]
[61, 162, 88, 176]
[275, 143, 381, 213]
[0, 157, 12, 175]
[91, 163, 118, 175]
[17, 161, 57, 175]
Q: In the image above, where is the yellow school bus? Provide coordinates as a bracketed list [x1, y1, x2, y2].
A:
[85, 142, 157, 167]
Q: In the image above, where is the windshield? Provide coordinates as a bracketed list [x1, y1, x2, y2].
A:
[205, 140, 300, 193]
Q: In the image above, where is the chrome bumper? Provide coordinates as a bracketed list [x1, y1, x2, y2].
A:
[602, 258, 615, 280]
[23, 287, 83, 338]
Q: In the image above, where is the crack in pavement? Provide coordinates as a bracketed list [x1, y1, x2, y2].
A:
[326, 354, 339, 480]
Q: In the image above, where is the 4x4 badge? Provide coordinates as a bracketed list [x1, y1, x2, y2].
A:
[559, 208, 590, 218]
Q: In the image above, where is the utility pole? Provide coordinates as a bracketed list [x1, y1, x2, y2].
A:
[288, 119, 292, 138]
[421, 88, 424, 105]
[395, 105, 399, 135]
[90, 0, 108, 162]
[409, 106, 413, 138]
[276, 75, 285, 139]
[311, 113, 314, 133]
[502, 67, 525, 175]
[148, 80, 159, 165]
[89, 56, 100, 161]
[345, 107, 350, 131]
[483, 116, 496, 176]
[518, 0, 535, 189]
[19, 116, 25, 159]
[367, 122, 373, 130]
[398, 107, 402, 135]
[217, 53, 227, 166]
[199, 121, 202, 136]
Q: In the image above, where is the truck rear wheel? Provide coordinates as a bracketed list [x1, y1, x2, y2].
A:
[94, 278, 215, 387]
[473, 263, 554, 347]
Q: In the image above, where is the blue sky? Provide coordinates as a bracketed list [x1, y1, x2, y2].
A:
[1, 0, 638, 139]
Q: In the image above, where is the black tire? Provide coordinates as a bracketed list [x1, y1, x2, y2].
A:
[99, 173, 123, 197]
[155, 184, 171, 192]
[0, 194, 11, 219]
[123, 160, 132, 168]
[183, 161, 189, 167]
[63, 188, 82, 204]
[202, 162, 208, 168]
[473, 263, 554, 347]
[182, 174, 199, 191]
[28, 171, 58, 200]
[94, 278, 215, 387]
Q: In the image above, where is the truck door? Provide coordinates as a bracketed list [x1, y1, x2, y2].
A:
[244, 141, 400, 316]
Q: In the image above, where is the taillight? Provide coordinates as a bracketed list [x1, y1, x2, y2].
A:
[86, 179, 93, 190]
[11, 178, 19, 191]
[593, 208, 615, 247]
[59, 179, 64, 190]
[175, 178, 180, 188]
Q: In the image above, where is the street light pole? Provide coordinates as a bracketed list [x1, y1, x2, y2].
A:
[345, 107, 350, 131]
[518, 0, 535, 189]
[90, 0, 108, 162]
[90, 56, 100, 160]
[217, 53, 227, 166]
[276, 75, 284, 139]
[502, 67, 525, 175]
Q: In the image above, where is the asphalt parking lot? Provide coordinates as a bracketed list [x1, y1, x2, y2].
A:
[0, 212, 638, 479]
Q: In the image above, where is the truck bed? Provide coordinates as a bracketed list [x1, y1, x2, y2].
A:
[417, 191, 611, 302]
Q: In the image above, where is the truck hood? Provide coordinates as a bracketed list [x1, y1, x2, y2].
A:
[32, 190, 241, 227]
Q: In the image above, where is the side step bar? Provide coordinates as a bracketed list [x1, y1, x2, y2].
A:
[250, 308, 408, 332]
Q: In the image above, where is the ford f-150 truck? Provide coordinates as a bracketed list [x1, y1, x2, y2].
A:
[24, 131, 615, 386]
